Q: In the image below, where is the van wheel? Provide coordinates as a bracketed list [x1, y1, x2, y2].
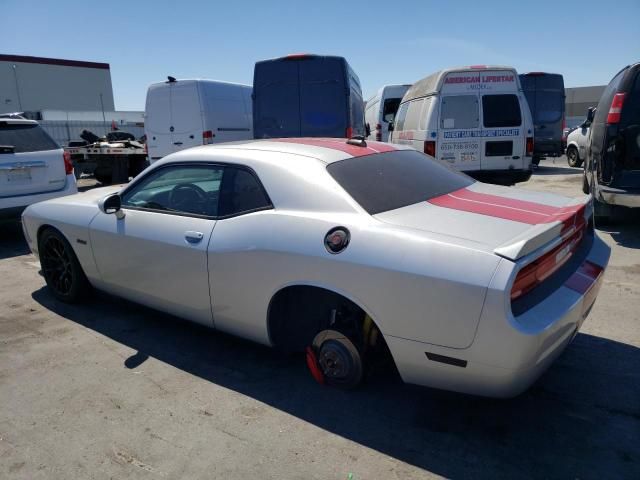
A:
[567, 147, 582, 168]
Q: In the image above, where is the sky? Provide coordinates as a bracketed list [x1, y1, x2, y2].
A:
[3, 0, 639, 111]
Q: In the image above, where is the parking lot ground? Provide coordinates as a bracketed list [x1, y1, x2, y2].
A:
[1, 159, 639, 479]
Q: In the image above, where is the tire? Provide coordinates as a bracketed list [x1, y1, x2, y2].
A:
[567, 147, 582, 168]
[39, 228, 90, 303]
[313, 330, 363, 389]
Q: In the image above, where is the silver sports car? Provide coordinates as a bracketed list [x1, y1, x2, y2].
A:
[21, 138, 610, 397]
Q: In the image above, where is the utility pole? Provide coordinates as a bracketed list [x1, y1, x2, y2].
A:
[12, 64, 23, 111]
[99, 93, 106, 135]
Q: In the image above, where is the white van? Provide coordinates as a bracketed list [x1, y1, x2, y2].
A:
[145, 78, 252, 162]
[390, 66, 534, 184]
[364, 84, 411, 142]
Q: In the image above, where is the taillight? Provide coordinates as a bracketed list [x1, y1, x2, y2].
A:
[345, 127, 353, 138]
[423, 141, 436, 157]
[606, 93, 626, 124]
[63, 150, 74, 175]
[375, 123, 382, 141]
[526, 137, 534, 156]
[202, 130, 214, 145]
[511, 227, 584, 300]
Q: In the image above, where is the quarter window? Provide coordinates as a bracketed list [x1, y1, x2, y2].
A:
[482, 94, 522, 127]
[122, 165, 223, 217]
[440, 95, 479, 129]
[218, 167, 272, 217]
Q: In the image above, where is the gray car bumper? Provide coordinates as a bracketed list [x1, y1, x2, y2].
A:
[597, 185, 640, 208]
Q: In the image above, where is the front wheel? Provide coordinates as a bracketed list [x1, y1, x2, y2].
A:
[39, 228, 90, 303]
[567, 147, 582, 168]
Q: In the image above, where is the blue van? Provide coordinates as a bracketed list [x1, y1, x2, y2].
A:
[253, 54, 365, 139]
[519, 72, 566, 164]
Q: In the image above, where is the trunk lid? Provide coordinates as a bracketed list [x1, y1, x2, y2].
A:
[375, 182, 591, 261]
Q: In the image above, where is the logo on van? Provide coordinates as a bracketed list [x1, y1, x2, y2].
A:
[444, 75, 515, 84]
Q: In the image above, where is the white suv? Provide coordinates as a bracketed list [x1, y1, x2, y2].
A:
[0, 115, 77, 218]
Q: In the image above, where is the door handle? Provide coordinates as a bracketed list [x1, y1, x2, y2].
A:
[185, 231, 204, 243]
[173, 141, 183, 145]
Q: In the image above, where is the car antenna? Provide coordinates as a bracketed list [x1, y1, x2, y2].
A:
[346, 136, 367, 147]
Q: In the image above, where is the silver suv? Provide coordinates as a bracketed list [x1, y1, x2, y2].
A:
[0, 115, 77, 218]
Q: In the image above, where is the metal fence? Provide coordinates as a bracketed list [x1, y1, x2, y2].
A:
[40, 120, 145, 147]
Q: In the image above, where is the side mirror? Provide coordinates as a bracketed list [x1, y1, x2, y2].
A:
[365, 123, 371, 137]
[98, 193, 125, 219]
[387, 121, 394, 132]
[586, 107, 595, 123]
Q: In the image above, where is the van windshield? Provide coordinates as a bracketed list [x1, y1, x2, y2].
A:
[327, 149, 473, 215]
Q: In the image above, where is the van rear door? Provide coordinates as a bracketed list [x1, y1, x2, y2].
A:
[438, 71, 482, 171]
[170, 82, 204, 152]
[0, 122, 66, 197]
[299, 57, 347, 137]
[145, 85, 174, 161]
[253, 60, 300, 138]
[478, 72, 525, 172]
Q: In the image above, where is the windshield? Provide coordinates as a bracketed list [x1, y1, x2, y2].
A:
[327, 149, 473, 215]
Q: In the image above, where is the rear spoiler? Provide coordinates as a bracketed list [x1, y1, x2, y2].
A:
[493, 196, 593, 261]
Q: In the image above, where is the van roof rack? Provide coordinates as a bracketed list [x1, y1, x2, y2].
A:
[346, 136, 367, 147]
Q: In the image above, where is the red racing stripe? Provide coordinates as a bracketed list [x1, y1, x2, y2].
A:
[268, 138, 397, 157]
[429, 187, 585, 226]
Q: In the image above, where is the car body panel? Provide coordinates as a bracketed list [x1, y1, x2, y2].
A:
[22, 138, 611, 397]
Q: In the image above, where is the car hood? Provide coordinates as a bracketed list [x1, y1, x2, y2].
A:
[374, 182, 590, 261]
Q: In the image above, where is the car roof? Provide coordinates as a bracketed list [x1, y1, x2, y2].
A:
[165, 138, 412, 165]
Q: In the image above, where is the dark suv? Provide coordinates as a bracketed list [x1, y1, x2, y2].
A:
[584, 62, 640, 218]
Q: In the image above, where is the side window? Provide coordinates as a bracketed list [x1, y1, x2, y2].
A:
[382, 98, 402, 123]
[418, 97, 433, 130]
[394, 102, 409, 131]
[404, 99, 424, 130]
[218, 167, 271, 217]
[440, 95, 478, 129]
[122, 165, 223, 217]
[482, 94, 522, 127]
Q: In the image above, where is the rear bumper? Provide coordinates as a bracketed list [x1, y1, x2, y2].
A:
[384, 233, 610, 398]
[534, 140, 562, 157]
[467, 168, 533, 185]
[0, 174, 77, 218]
[597, 185, 640, 208]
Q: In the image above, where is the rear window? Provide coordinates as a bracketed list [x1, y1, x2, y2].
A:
[482, 94, 522, 127]
[327, 149, 473, 215]
[382, 98, 402, 122]
[0, 123, 59, 153]
[533, 91, 564, 123]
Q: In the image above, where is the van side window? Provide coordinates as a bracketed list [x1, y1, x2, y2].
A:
[218, 167, 272, 217]
[404, 99, 424, 130]
[418, 97, 433, 130]
[482, 94, 522, 128]
[395, 102, 410, 131]
[440, 95, 478, 129]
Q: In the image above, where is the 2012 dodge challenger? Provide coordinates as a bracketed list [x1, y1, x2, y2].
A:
[21, 138, 610, 397]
